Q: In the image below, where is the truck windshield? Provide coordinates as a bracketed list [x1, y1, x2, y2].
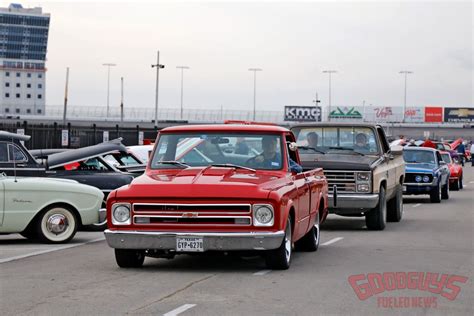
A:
[150, 133, 284, 170]
[293, 127, 380, 155]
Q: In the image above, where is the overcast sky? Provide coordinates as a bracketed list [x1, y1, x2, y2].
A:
[3, 0, 472, 112]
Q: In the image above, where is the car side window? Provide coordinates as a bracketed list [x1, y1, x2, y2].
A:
[8, 144, 28, 162]
[436, 152, 443, 165]
[376, 127, 389, 153]
[0, 143, 8, 162]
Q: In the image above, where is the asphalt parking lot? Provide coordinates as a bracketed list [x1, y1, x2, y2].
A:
[1, 168, 473, 316]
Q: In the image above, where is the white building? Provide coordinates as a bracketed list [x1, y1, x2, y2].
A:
[0, 3, 50, 116]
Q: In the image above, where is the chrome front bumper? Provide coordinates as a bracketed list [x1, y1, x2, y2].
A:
[104, 229, 285, 251]
[328, 193, 379, 213]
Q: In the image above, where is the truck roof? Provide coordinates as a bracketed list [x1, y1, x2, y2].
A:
[160, 124, 290, 133]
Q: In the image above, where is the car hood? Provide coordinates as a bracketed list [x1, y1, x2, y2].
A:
[405, 163, 436, 173]
[299, 153, 380, 171]
[115, 167, 285, 199]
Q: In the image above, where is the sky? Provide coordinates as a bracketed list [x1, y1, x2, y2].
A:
[2, 0, 472, 112]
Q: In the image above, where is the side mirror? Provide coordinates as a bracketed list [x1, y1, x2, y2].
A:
[389, 145, 403, 156]
[288, 142, 298, 152]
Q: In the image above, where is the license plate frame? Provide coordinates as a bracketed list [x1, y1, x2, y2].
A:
[176, 236, 204, 252]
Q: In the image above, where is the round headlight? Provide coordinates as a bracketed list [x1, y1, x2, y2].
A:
[254, 206, 273, 225]
[415, 175, 422, 183]
[113, 205, 130, 223]
[423, 175, 430, 183]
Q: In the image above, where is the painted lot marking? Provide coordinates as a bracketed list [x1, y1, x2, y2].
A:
[412, 203, 421, 208]
[0, 237, 105, 264]
[163, 304, 196, 316]
[321, 237, 344, 246]
[253, 269, 272, 276]
[469, 181, 474, 184]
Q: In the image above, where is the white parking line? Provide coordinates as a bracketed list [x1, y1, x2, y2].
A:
[412, 203, 421, 208]
[163, 304, 196, 316]
[253, 269, 272, 276]
[469, 181, 474, 184]
[321, 237, 344, 246]
[0, 237, 105, 264]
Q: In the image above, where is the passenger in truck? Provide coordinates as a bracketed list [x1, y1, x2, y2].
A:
[307, 132, 319, 148]
[354, 133, 370, 152]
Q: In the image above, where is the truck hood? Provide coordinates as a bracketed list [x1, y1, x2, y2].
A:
[299, 153, 380, 171]
[115, 167, 284, 199]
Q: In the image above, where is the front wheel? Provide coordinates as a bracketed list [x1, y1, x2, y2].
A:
[441, 181, 449, 200]
[459, 175, 463, 190]
[430, 183, 442, 203]
[265, 217, 292, 270]
[365, 186, 387, 230]
[115, 249, 145, 268]
[35, 205, 78, 244]
[387, 185, 403, 222]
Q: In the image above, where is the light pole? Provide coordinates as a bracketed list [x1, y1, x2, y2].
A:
[102, 63, 116, 118]
[323, 70, 337, 121]
[399, 70, 413, 122]
[248, 68, 262, 120]
[120, 77, 124, 123]
[151, 51, 165, 128]
[62, 67, 69, 126]
[176, 66, 190, 120]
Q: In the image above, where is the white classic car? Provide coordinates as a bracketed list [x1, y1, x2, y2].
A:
[0, 174, 104, 243]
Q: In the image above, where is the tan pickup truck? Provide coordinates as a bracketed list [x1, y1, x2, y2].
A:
[291, 123, 405, 230]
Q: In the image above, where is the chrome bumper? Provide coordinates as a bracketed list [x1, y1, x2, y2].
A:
[104, 229, 285, 251]
[98, 208, 107, 224]
[328, 193, 379, 212]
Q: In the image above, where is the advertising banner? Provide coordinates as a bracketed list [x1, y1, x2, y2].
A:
[443, 107, 474, 123]
[284, 106, 321, 122]
[424, 107, 443, 123]
[366, 106, 404, 122]
[404, 107, 424, 123]
[138, 131, 144, 145]
[329, 106, 363, 120]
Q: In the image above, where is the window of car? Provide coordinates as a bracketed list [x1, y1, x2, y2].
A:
[0, 143, 28, 163]
[403, 150, 436, 165]
[440, 153, 452, 164]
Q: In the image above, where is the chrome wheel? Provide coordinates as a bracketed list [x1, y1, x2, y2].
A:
[284, 221, 292, 263]
[38, 207, 77, 243]
[314, 212, 320, 247]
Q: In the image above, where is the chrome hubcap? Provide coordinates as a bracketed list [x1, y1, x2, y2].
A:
[46, 214, 68, 234]
[314, 213, 320, 245]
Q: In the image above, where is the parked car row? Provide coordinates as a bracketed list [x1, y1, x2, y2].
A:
[0, 122, 466, 271]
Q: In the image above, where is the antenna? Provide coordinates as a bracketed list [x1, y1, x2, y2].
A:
[12, 136, 17, 182]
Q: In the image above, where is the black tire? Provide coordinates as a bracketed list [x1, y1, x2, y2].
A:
[451, 179, 459, 191]
[387, 185, 403, 222]
[441, 181, 449, 200]
[115, 249, 145, 268]
[35, 205, 78, 244]
[459, 175, 463, 190]
[295, 212, 320, 252]
[265, 217, 292, 270]
[430, 183, 442, 203]
[365, 186, 387, 230]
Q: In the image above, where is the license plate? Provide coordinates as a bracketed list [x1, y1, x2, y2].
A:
[403, 185, 407, 193]
[176, 237, 204, 252]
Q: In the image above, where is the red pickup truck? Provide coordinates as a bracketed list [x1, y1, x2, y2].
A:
[104, 123, 329, 270]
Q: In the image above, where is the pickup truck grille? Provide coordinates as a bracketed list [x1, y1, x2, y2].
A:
[132, 203, 252, 226]
[325, 170, 356, 193]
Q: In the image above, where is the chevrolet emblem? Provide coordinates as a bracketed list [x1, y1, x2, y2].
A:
[182, 212, 198, 218]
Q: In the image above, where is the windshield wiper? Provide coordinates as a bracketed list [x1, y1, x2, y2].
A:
[298, 146, 326, 154]
[157, 161, 190, 168]
[210, 163, 256, 172]
[328, 147, 365, 156]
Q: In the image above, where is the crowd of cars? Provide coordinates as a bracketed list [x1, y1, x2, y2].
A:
[0, 122, 469, 269]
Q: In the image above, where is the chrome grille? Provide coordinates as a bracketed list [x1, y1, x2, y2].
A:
[132, 203, 252, 226]
[325, 170, 356, 193]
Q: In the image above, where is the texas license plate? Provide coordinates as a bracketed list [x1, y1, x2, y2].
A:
[176, 237, 204, 252]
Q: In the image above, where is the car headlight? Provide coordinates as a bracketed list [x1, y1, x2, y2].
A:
[357, 184, 370, 192]
[415, 175, 422, 183]
[357, 172, 371, 182]
[112, 203, 131, 225]
[423, 175, 430, 183]
[253, 204, 274, 226]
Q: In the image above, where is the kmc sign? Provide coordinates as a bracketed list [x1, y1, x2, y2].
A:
[284, 106, 321, 122]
